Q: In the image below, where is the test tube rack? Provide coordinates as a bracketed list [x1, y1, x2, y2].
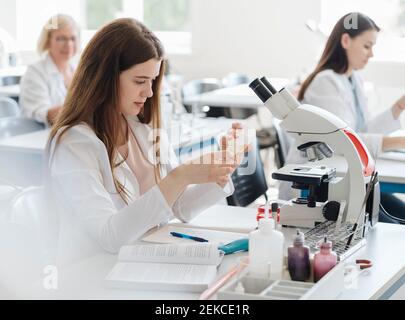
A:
[304, 219, 367, 261]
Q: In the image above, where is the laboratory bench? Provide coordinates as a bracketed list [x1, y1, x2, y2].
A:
[7, 205, 405, 300]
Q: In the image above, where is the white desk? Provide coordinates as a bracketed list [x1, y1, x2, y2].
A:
[0, 85, 20, 98]
[183, 78, 291, 110]
[11, 205, 405, 300]
[0, 66, 26, 77]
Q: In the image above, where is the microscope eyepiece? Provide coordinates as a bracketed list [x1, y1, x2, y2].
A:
[260, 77, 278, 95]
[249, 78, 272, 103]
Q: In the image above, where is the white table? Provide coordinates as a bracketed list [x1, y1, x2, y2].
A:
[0, 66, 26, 77]
[10, 205, 405, 300]
[0, 85, 20, 98]
[183, 78, 291, 110]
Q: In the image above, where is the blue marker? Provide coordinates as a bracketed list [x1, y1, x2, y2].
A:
[170, 232, 209, 242]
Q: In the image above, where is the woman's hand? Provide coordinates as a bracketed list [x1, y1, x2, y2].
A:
[185, 150, 236, 186]
[158, 122, 252, 206]
[392, 96, 405, 119]
[158, 159, 234, 207]
[47, 106, 63, 125]
[219, 122, 253, 174]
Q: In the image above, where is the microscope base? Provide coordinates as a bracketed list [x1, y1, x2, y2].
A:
[279, 201, 326, 229]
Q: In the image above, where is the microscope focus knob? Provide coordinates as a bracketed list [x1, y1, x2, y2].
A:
[322, 201, 341, 221]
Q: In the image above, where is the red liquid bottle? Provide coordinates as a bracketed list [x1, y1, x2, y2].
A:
[313, 237, 337, 282]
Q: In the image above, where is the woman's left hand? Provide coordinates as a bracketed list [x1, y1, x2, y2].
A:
[392, 95, 405, 119]
[217, 122, 252, 187]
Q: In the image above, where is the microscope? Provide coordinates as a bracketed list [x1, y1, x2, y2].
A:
[249, 77, 380, 229]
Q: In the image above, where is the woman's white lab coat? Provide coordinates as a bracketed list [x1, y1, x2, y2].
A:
[20, 53, 75, 125]
[279, 69, 401, 200]
[47, 116, 234, 263]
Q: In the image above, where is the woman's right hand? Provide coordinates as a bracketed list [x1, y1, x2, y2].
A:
[158, 151, 234, 207]
[181, 150, 235, 186]
[392, 95, 405, 119]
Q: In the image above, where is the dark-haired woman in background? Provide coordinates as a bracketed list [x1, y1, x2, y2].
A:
[281, 12, 405, 223]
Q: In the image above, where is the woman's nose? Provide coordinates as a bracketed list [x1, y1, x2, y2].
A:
[141, 85, 153, 98]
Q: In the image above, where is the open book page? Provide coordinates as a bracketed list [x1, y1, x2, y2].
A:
[118, 243, 223, 266]
[141, 225, 247, 245]
[168, 205, 258, 233]
[105, 262, 218, 292]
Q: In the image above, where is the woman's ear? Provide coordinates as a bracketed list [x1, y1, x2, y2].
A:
[341, 33, 351, 49]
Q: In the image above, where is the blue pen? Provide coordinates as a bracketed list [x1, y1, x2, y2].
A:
[170, 232, 209, 242]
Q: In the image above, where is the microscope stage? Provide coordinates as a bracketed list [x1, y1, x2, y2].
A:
[272, 164, 336, 185]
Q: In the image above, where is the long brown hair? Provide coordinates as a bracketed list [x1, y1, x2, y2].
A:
[49, 18, 165, 203]
[298, 12, 380, 101]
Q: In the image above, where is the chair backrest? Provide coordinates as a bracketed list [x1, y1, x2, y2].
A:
[222, 73, 250, 88]
[0, 186, 59, 290]
[273, 119, 292, 168]
[0, 117, 45, 140]
[0, 97, 21, 118]
[181, 78, 223, 114]
[0, 75, 22, 86]
[227, 142, 268, 207]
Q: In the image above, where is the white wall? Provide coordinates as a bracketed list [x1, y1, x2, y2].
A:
[0, 0, 17, 38]
[168, 0, 322, 81]
[1, 0, 405, 124]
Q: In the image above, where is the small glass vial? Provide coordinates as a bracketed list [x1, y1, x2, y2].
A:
[287, 229, 310, 281]
[313, 237, 337, 282]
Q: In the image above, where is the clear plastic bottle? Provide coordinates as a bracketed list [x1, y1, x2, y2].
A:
[287, 229, 311, 281]
[313, 237, 337, 282]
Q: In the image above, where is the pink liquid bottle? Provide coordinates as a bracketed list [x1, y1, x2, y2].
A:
[313, 237, 337, 283]
[287, 229, 310, 282]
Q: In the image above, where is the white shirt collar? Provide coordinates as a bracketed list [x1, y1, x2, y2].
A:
[43, 52, 76, 76]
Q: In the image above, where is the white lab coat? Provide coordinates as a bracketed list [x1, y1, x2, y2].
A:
[279, 69, 401, 200]
[20, 53, 75, 125]
[47, 115, 234, 264]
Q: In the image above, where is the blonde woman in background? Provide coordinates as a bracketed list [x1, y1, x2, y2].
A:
[20, 14, 80, 125]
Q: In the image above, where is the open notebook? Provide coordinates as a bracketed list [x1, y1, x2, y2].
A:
[105, 243, 223, 293]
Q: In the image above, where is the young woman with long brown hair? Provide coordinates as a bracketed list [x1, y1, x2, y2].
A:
[46, 18, 245, 261]
[282, 12, 405, 223]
